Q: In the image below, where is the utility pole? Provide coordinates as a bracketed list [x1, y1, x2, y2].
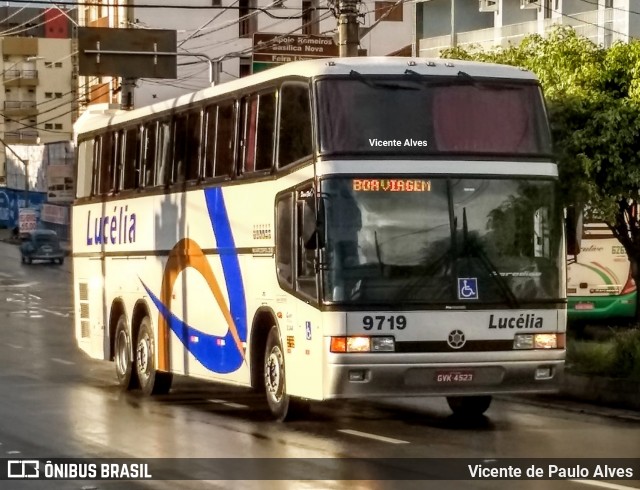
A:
[123, 0, 137, 110]
[337, 0, 360, 57]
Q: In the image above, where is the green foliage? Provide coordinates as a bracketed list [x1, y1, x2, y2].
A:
[440, 27, 640, 212]
[441, 27, 640, 313]
[568, 329, 640, 380]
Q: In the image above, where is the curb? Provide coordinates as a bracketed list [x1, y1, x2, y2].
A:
[560, 372, 640, 411]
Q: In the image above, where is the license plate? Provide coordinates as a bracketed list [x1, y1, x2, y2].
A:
[574, 302, 594, 310]
[435, 370, 474, 383]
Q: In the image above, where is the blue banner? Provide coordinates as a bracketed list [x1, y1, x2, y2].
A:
[0, 188, 47, 229]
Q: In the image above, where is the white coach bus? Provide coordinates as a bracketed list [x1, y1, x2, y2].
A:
[73, 57, 566, 420]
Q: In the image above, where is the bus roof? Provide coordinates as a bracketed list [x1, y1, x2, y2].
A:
[74, 56, 538, 137]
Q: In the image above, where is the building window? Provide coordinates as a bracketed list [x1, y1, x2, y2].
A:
[55, 92, 63, 98]
[302, 0, 320, 35]
[55, 62, 63, 68]
[45, 92, 52, 98]
[45, 123, 53, 130]
[45, 62, 53, 68]
[211, 0, 221, 5]
[55, 123, 63, 130]
[374, 1, 403, 21]
[239, 0, 258, 38]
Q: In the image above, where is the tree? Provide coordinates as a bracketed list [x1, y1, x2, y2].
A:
[441, 27, 640, 319]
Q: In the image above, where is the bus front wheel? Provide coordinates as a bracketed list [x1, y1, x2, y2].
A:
[135, 316, 173, 396]
[264, 326, 308, 421]
[114, 315, 138, 391]
[446, 395, 492, 417]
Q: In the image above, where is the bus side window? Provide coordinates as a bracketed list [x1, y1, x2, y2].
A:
[98, 132, 116, 195]
[91, 136, 100, 196]
[203, 105, 217, 179]
[278, 84, 312, 168]
[122, 127, 140, 190]
[276, 194, 294, 287]
[215, 101, 236, 177]
[156, 119, 171, 186]
[172, 113, 188, 184]
[256, 91, 276, 172]
[186, 109, 201, 182]
[76, 139, 94, 199]
[142, 122, 157, 187]
[172, 109, 201, 184]
[240, 94, 258, 174]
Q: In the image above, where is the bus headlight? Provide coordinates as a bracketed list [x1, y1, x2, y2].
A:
[514, 333, 564, 349]
[330, 336, 395, 353]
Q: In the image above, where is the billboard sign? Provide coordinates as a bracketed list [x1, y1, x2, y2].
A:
[252, 33, 338, 71]
[78, 27, 177, 78]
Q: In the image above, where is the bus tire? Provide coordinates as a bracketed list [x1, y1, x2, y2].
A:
[135, 316, 173, 396]
[114, 314, 139, 390]
[264, 326, 309, 421]
[446, 395, 492, 417]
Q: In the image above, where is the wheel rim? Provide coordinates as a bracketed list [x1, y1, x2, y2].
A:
[265, 345, 284, 403]
[115, 329, 129, 376]
[137, 333, 151, 383]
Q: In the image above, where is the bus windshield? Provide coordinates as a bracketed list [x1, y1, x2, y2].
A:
[321, 177, 563, 306]
[316, 77, 552, 157]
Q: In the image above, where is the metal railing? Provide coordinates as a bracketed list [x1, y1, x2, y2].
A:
[419, 8, 615, 57]
[4, 100, 37, 110]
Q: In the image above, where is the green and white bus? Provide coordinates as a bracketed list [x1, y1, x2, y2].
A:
[73, 57, 566, 421]
[567, 220, 636, 320]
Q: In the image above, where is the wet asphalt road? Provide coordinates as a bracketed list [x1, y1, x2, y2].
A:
[0, 241, 639, 490]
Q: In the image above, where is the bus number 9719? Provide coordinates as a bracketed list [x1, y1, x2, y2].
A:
[362, 315, 407, 331]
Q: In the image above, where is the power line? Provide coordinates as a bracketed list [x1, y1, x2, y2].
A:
[4, 0, 330, 18]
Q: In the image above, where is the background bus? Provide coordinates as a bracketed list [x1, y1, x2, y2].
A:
[73, 57, 566, 421]
[567, 220, 636, 321]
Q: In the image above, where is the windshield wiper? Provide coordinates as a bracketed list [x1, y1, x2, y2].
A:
[460, 208, 520, 308]
[349, 70, 420, 90]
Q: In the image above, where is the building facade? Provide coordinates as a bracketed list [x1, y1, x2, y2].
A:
[415, 0, 640, 57]
[0, 29, 74, 190]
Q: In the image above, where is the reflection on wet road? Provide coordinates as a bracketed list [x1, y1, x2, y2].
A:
[0, 241, 639, 490]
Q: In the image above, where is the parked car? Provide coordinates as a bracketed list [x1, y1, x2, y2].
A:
[20, 229, 64, 265]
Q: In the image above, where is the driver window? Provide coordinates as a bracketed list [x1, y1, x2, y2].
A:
[296, 186, 318, 298]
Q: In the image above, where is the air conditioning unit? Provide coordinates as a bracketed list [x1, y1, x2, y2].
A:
[479, 0, 498, 11]
[520, 0, 539, 9]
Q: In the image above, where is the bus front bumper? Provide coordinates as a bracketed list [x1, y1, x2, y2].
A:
[323, 352, 565, 399]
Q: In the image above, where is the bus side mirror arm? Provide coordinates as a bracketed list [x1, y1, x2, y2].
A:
[303, 195, 326, 250]
[565, 206, 583, 257]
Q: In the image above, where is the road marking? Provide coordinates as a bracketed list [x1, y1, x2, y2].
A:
[0, 281, 38, 288]
[51, 358, 74, 365]
[40, 308, 70, 318]
[6, 450, 20, 454]
[6, 344, 23, 349]
[571, 480, 640, 490]
[207, 398, 248, 409]
[338, 429, 409, 444]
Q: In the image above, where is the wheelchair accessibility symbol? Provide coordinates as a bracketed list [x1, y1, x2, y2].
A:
[458, 278, 478, 300]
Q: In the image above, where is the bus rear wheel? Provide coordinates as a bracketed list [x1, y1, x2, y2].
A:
[446, 395, 492, 417]
[114, 315, 138, 391]
[264, 326, 308, 421]
[135, 316, 173, 396]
